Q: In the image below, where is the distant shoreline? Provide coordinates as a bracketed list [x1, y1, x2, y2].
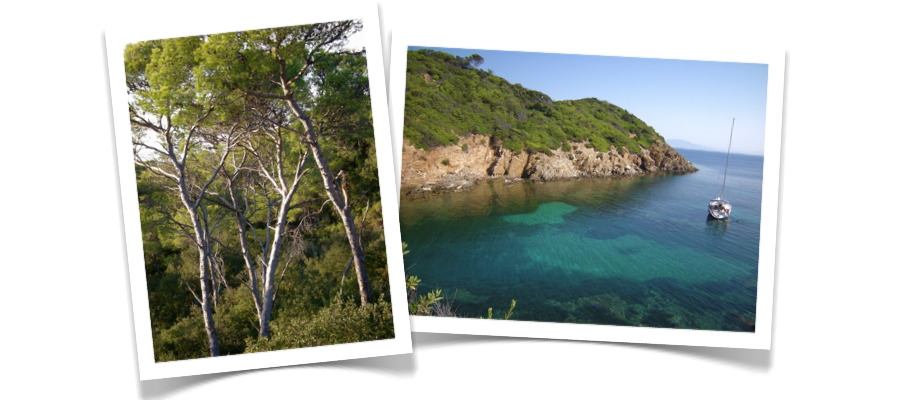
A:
[672, 147, 765, 158]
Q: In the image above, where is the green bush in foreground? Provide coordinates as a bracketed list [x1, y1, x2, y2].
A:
[244, 297, 395, 353]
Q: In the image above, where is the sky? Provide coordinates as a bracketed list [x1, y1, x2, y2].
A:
[411, 46, 769, 156]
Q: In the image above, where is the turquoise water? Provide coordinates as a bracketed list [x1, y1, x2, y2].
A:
[400, 149, 764, 331]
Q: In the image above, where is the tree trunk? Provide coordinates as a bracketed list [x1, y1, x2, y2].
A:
[197, 240, 221, 357]
[285, 99, 372, 305]
[227, 196, 274, 339]
[233, 213, 264, 320]
[336, 204, 371, 305]
[256, 194, 293, 338]
[258, 296, 273, 338]
[182, 186, 221, 357]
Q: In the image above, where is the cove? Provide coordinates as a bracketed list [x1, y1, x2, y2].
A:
[400, 149, 764, 331]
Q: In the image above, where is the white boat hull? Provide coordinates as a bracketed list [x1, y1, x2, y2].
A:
[708, 198, 732, 220]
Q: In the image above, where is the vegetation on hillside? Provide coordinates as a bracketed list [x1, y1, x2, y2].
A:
[403, 49, 664, 154]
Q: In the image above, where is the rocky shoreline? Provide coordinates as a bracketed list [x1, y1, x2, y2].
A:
[400, 134, 698, 198]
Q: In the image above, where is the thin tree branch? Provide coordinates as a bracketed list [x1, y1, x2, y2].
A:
[133, 157, 181, 182]
[244, 89, 290, 100]
[185, 281, 203, 307]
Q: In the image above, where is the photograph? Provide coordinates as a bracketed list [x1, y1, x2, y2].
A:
[107, 5, 410, 380]
[393, 42, 782, 348]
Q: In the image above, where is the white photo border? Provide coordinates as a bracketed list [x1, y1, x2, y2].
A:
[107, 2, 412, 381]
[389, 30, 783, 350]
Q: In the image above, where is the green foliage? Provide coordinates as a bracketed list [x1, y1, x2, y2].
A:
[415, 289, 444, 316]
[406, 276, 452, 317]
[153, 315, 210, 362]
[462, 54, 484, 69]
[403, 50, 664, 155]
[505, 299, 517, 320]
[407, 273, 444, 316]
[483, 299, 517, 320]
[245, 297, 394, 353]
[441, 158, 450, 166]
[214, 286, 260, 354]
[129, 21, 393, 362]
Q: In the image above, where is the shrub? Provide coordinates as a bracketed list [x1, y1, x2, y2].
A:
[244, 297, 395, 353]
[153, 315, 210, 362]
[483, 299, 517, 320]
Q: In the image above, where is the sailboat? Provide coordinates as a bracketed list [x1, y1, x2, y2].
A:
[708, 118, 735, 220]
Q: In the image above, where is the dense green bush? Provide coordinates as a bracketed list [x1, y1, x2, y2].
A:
[403, 50, 664, 154]
[153, 315, 210, 362]
[244, 297, 394, 352]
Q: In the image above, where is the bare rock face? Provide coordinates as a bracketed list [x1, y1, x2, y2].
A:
[400, 135, 494, 195]
[400, 134, 697, 198]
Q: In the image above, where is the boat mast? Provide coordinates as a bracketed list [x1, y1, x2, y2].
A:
[719, 118, 735, 199]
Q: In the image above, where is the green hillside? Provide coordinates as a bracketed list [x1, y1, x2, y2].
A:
[403, 49, 664, 155]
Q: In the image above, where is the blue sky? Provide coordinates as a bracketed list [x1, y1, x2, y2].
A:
[410, 46, 769, 155]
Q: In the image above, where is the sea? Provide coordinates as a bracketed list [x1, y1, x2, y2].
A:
[399, 149, 765, 331]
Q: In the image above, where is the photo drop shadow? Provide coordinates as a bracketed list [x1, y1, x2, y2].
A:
[413, 331, 772, 371]
[137, 333, 523, 398]
[139, 370, 244, 399]
[412, 331, 526, 349]
[138, 349, 417, 399]
[626, 342, 772, 371]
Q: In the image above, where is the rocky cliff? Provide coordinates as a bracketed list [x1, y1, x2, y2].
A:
[401, 134, 697, 198]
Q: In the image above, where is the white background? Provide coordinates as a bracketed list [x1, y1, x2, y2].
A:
[1, 0, 918, 398]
